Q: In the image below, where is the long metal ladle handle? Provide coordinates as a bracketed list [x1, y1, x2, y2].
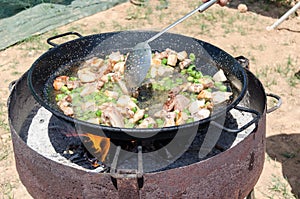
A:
[146, 0, 218, 43]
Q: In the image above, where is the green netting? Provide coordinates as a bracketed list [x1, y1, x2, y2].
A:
[0, 0, 127, 50]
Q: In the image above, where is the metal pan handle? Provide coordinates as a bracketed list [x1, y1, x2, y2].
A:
[47, 32, 83, 47]
[266, 93, 282, 113]
[210, 106, 261, 133]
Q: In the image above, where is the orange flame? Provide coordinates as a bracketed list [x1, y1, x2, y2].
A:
[81, 133, 110, 162]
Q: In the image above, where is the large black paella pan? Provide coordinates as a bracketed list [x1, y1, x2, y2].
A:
[27, 31, 251, 141]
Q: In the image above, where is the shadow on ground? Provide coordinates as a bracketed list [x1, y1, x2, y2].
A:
[0, 0, 75, 19]
[266, 134, 300, 198]
[229, 0, 299, 18]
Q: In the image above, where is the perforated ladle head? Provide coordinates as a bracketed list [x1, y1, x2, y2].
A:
[124, 0, 218, 90]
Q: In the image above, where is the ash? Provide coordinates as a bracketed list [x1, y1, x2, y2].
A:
[20, 97, 255, 173]
[21, 107, 107, 173]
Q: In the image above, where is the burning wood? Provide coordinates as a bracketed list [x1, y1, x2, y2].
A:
[79, 133, 110, 163]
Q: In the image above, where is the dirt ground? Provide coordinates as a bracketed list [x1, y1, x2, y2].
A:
[0, 0, 299, 198]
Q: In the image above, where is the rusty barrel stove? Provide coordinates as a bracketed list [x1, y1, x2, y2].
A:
[8, 31, 280, 198]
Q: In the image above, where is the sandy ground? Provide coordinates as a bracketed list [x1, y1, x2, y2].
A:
[0, 0, 299, 198]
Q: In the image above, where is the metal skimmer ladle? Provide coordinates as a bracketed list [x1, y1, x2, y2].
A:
[124, 0, 218, 90]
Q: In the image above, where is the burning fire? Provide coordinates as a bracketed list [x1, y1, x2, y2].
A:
[80, 133, 110, 162]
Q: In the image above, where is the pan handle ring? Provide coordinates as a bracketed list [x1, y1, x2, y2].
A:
[210, 106, 261, 133]
[266, 93, 282, 114]
[47, 32, 83, 47]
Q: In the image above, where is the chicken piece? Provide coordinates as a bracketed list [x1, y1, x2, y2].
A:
[163, 97, 175, 112]
[151, 58, 162, 66]
[133, 109, 145, 123]
[150, 65, 174, 78]
[188, 83, 204, 93]
[213, 69, 227, 82]
[53, 76, 68, 90]
[117, 80, 129, 95]
[84, 57, 104, 72]
[137, 117, 157, 128]
[100, 72, 119, 83]
[167, 53, 178, 66]
[193, 108, 211, 120]
[199, 77, 214, 88]
[81, 101, 97, 112]
[177, 51, 188, 62]
[168, 86, 182, 97]
[175, 111, 188, 126]
[100, 103, 125, 127]
[179, 59, 192, 70]
[117, 95, 137, 110]
[77, 68, 97, 83]
[66, 80, 81, 90]
[154, 110, 168, 118]
[57, 95, 73, 116]
[80, 82, 99, 97]
[113, 61, 125, 74]
[164, 112, 176, 127]
[118, 107, 135, 118]
[174, 95, 190, 111]
[104, 90, 119, 99]
[212, 91, 233, 104]
[109, 51, 124, 65]
[98, 63, 113, 79]
[87, 118, 100, 124]
[188, 99, 206, 115]
[96, 81, 105, 90]
[153, 51, 168, 60]
[197, 90, 212, 100]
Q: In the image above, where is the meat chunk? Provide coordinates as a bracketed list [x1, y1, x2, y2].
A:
[199, 77, 214, 88]
[117, 95, 137, 110]
[167, 53, 178, 66]
[163, 112, 176, 127]
[174, 95, 190, 111]
[83, 57, 104, 72]
[132, 109, 145, 123]
[53, 76, 68, 90]
[57, 95, 73, 116]
[197, 90, 212, 100]
[77, 68, 97, 83]
[179, 59, 192, 70]
[188, 99, 206, 114]
[177, 51, 188, 61]
[150, 64, 174, 78]
[109, 51, 124, 65]
[213, 69, 227, 82]
[175, 111, 189, 126]
[163, 97, 175, 112]
[188, 83, 204, 93]
[113, 61, 125, 74]
[193, 108, 211, 120]
[80, 82, 99, 97]
[212, 91, 233, 104]
[104, 90, 119, 99]
[100, 103, 124, 127]
[137, 117, 157, 128]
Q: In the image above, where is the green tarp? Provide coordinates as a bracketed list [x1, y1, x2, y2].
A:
[0, 0, 127, 50]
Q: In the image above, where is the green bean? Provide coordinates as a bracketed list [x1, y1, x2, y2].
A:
[187, 76, 194, 82]
[189, 53, 196, 62]
[95, 110, 102, 117]
[161, 58, 168, 65]
[219, 85, 227, 92]
[156, 119, 164, 127]
[60, 85, 70, 94]
[132, 107, 138, 113]
[55, 93, 66, 101]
